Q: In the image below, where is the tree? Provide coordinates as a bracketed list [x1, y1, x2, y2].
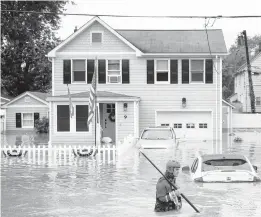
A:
[222, 34, 261, 100]
[1, 1, 68, 96]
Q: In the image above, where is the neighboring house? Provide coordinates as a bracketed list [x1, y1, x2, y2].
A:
[233, 52, 261, 113]
[46, 16, 227, 145]
[1, 94, 13, 133]
[1, 91, 49, 131]
[222, 99, 235, 133]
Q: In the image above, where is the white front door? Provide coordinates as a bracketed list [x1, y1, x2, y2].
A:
[102, 103, 116, 142]
[157, 111, 212, 140]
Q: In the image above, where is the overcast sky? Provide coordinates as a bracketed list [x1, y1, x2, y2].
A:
[57, 0, 261, 50]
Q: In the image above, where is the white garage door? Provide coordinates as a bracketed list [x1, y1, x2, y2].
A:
[157, 111, 212, 140]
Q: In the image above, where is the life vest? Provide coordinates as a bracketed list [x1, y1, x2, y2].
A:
[154, 176, 182, 212]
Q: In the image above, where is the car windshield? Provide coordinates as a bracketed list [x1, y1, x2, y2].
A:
[141, 129, 173, 140]
[202, 159, 252, 172]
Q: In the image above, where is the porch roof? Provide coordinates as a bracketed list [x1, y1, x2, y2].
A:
[46, 91, 140, 102]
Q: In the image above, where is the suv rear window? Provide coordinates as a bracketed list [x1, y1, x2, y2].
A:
[141, 129, 173, 140]
[202, 159, 252, 171]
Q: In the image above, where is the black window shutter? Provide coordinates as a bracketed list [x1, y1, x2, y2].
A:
[182, 59, 189, 84]
[147, 60, 154, 84]
[98, 60, 106, 84]
[87, 60, 95, 84]
[122, 59, 129, 84]
[205, 59, 213, 83]
[63, 60, 71, 84]
[16, 113, 21, 128]
[34, 113, 40, 127]
[170, 60, 178, 84]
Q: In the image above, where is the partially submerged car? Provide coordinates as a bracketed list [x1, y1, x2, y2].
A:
[182, 154, 260, 182]
[136, 126, 176, 149]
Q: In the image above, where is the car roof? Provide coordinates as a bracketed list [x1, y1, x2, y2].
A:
[200, 154, 246, 161]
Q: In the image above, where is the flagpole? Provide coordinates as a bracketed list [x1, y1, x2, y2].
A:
[94, 57, 97, 147]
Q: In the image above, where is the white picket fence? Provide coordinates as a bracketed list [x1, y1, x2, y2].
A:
[1, 134, 137, 166]
[1, 145, 117, 165]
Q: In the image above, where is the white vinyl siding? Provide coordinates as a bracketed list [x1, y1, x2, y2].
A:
[52, 20, 223, 143]
[5, 107, 48, 131]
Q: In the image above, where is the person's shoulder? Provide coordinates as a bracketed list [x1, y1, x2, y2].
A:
[157, 177, 167, 185]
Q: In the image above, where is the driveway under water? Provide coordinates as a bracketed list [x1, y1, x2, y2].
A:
[1, 131, 261, 217]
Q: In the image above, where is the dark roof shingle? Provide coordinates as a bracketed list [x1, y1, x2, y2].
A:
[116, 29, 227, 53]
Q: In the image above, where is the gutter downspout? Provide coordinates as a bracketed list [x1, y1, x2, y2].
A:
[215, 55, 218, 152]
[220, 57, 223, 153]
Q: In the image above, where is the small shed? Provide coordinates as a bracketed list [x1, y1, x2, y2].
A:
[222, 99, 235, 133]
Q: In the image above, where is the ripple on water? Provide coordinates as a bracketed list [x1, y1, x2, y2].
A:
[1, 132, 261, 217]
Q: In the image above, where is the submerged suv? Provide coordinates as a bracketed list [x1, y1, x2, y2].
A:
[136, 126, 177, 149]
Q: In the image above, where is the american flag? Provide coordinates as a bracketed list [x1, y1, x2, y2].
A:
[67, 84, 74, 118]
[87, 58, 97, 126]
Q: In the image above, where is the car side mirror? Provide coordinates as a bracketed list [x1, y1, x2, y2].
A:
[253, 165, 258, 172]
[182, 166, 190, 173]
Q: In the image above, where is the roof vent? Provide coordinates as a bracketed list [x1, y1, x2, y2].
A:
[74, 26, 77, 33]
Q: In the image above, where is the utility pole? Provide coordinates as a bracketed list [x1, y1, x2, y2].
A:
[241, 30, 256, 113]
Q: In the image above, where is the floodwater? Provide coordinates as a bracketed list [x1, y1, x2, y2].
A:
[1, 131, 261, 217]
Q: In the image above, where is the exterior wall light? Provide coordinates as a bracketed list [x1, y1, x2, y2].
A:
[123, 103, 128, 112]
[182, 98, 186, 108]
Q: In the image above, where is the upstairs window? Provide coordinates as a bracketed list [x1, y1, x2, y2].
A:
[190, 60, 204, 83]
[91, 32, 102, 43]
[107, 60, 121, 83]
[156, 60, 169, 83]
[256, 97, 261, 106]
[72, 60, 86, 83]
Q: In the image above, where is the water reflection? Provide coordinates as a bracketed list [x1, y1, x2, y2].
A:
[1, 131, 49, 147]
[1, 131, 261, 217]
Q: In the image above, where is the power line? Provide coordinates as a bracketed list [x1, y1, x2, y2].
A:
[2, 9, 261, 19]
[204, 18, 219, 74]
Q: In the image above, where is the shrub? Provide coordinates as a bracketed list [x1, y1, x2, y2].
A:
[35, 116, 49, 133]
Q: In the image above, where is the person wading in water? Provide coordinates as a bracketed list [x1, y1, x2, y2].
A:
[154, 160, 182, 212]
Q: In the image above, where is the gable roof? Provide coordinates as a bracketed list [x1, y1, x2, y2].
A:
[48, 16, 227, 57]
[47, 16, 142, 57]
[46, 91, 140, 102]
[117, 29, 227, 54]
[235, 52, 261, 76]
[2, 91, 50, 107]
